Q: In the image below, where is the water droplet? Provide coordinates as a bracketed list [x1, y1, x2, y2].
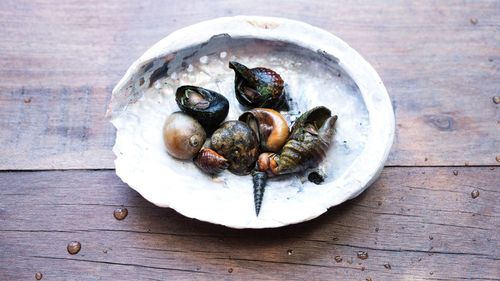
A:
[493, 96, 500, 104]
[220, 51, 227, 59]
[199, 56, 209, 64]
[67, 241, 81, 255]
[357, 251, 369, 260]
[470, 18, 478, 25]
[471, 190, 480, 199]
[114, 207, 128, 220]
[496, 156, 500, 162]
[228, 268, 233, 273]
[453, 170, 458, 176]
[287, 249, 293, 255]
[384, 263, 392, 269]
[35, 272, 43, 280]
[334, 256, 343, 263]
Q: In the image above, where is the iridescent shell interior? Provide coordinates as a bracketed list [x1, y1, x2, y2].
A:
[108, 16, 394, 228]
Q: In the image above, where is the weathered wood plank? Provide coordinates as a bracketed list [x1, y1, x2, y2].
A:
[1, 167, 498, 280]
[0, 0, 499, 169]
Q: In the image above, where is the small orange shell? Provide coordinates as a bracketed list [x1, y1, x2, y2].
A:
[193, 147, 229, 174]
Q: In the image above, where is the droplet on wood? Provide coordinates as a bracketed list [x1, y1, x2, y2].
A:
[470, 18, 478, 25]
[35, 272, 43, 280]
[496, 156, 500, 162]
[227, 268, 233, 273]
[67, 241, 81, 255]
[471, 190, 480, 199]
[287, 249, 294, 256]
[113, 207, 128, 220]
[453, 170, 458, 176]
[493, 96, 500, 104]
[334, 256, 343, 263]
[357, 251, 369, 260]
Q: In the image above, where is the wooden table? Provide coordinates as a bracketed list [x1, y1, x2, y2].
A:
[1, 1, 499, 280]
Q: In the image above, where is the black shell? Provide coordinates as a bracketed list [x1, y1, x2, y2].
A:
[229, 61, 288, 110]
[176, 85, 229, 133]
[211, 121, 259, 175]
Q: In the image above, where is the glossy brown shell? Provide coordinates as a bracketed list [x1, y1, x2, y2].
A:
[239, 108, 289, 153]
[163, 112, 206, 160]
[193, 147, 229, 174]
[211, 121, 259, 175]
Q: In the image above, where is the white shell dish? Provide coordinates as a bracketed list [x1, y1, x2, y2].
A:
[107, 16, 395, 229]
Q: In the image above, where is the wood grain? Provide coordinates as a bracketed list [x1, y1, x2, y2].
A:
[0, 0, 499, 169]
[1, 167, 498, 280]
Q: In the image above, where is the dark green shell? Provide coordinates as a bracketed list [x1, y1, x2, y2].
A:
[211, 121, 259, 175]
[275, 106, 337, 174]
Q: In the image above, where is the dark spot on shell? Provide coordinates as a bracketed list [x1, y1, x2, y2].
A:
[141, 61, 155, 73]
[357, 251, 368, 260]
[317, 49, 340, 64]
[149, 59, 170, 87]
[471, 189, 480, 199]
[113, 207, 128, 220]
[67, 241, 81, 255]
[384, 263, 392, 269]
[308, 172, 324, 184]
[35, 272, 43, 280]
[334, 256, 343, 263]
[424, 114, 454, 131]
